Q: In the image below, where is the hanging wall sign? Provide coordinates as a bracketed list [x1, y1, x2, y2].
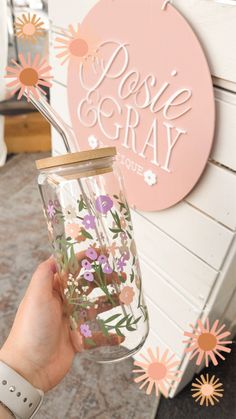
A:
[67, 0, 215, 211]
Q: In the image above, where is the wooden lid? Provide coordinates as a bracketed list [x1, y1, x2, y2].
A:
[35, 147, 116, 170]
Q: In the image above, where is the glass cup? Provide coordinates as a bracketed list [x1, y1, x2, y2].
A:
[36, 147, 149, 362]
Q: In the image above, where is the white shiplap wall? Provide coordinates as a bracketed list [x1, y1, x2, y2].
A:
[48, 0, 236, 396]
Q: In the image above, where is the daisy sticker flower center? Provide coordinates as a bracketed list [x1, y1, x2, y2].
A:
[19, 68, 39, 86]
[23, 22, 36, 36]
[69, 38, 89, 57]
[197, 333, 217, 351]
[147, 362, 167, 380]
[201, 383, 214, 397]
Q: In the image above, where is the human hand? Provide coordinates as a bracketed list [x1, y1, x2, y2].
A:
[0, 258, 76, 393]
[0, 255, 124, 393]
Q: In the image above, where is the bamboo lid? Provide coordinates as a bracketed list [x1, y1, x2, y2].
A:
[35, 147, 116, 170]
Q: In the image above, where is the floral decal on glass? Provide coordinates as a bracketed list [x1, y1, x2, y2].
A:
[42, 191, 148, 348]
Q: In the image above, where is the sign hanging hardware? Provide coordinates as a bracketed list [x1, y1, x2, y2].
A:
[161, 0, 172, 10]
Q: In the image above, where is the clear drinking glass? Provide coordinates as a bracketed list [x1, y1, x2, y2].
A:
[36, 147, 149, 362]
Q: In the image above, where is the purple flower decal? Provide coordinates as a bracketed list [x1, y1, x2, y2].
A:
[98, 255, 108, 264]
[95, 195, 113, 214]
[102, 263, 113, 274]
[122, 250, 130, 261]
[117, 257, 126, 272]
[82, 214, 96, 230]
[82, 259, 92, 270]
[80, 323, 92, 338]
[85, 247, 98, 261]
[47, 202, 56, 219]
[84, 271, 94, 282]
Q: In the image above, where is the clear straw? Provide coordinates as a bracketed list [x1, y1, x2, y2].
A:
[26, 92, 106, 252]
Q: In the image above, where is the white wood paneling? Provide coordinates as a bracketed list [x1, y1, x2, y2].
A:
[140, 201, 233, 270]
[186, 163, 236, 231]
[50, 82, 72, 128]
[211, 88, 236, 171]
[50, 32, 67, 86]
[145, 296, 185, 357]
[132, 210, 218, 305]
[135, 328, 181, 364]
[48, 0, 98, 28]
[141, 256, 201, 329]
[172, 0, 236, 84]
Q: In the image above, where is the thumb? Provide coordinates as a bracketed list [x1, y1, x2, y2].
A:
[28, 257, 57, 296]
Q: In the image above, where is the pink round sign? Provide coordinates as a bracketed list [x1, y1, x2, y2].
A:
[67, 0, 215, 211]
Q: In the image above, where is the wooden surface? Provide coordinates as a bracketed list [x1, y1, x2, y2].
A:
[5, 112, 51, 153]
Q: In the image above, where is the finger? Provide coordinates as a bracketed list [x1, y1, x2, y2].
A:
[84, 331, 125, 350]
[26, 257, 57, 297]
[79, 294, 121, 322]
[77, 271, 127, 296]
[70, 328, 125, 352]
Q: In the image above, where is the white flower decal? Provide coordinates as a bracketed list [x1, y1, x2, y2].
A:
[63, 205, 77, 220]
[143, 170, 157, 186]
[88, 135, 99, 149]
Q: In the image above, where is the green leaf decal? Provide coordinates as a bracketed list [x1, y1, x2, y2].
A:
[81, 229, 93, 239]
[84, 338, 96, 347]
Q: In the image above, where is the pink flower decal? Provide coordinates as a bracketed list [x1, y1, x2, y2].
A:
[65, 223, 81, 239]
[183, 318, 232, 367]
[119, 286, 135, 305]
[107, 242, 118, 257]
[95, 195, 113, 214]
[5, 53, 53, 101]
[80, 323, 92, 338]
[120, 217, 127, 229]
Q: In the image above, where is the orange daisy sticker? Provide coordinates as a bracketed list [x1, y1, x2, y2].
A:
[184, 318, 232, 367]
[133, 347, 181, 397]
[5, 53, 53, 101]
[54, 24, 99, 65]
[15, 13, 45, 43]
[191, 374, 224, 406]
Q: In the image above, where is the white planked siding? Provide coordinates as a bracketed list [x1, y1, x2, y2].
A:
[212, 88, 236, 171]
[141, 257, 201, 329]
[186, 163, 236, 231]
[140, 201, 234, 269]
[132, 210, 218, 304]
[144, 296, 185, 357]
[172, 0, 236, 84]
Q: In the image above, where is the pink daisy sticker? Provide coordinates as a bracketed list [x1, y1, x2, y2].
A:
[183, 318, 232, 367]
[5, 53, 53, 101]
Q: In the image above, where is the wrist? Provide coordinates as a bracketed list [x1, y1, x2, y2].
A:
[0, 402, 15, 418]
[0, 347, 45, 392]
